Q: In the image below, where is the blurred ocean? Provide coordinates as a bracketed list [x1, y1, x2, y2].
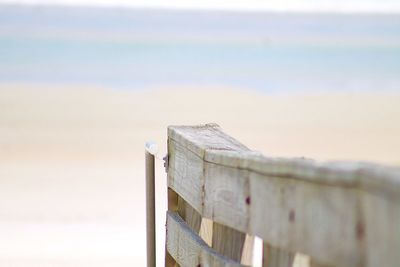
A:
[1, 6, 400, 267]
[0, 5, 400, 92]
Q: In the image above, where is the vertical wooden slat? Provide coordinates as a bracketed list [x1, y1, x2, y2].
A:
[212, 222, 247, 262]
[263, 242, 295, 267]
[292, 253, 310, 267]
[177, 196, 202, 233]
[199, 218, 213, 246]
[168, 188, 178, 211]
[241, 235, 255, 265]
[165, 188, 179, 267]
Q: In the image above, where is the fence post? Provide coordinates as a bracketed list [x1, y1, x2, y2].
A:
[145, 143, 156, 267]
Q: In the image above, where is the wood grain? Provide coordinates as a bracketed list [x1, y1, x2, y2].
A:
[166, 211, 245, 267]
[166, 189, 179, 267]
[178, 196, 202, 233]
[167, 124, 400, 267]
[263, 242, 295, 267]
[212, 222, 246, 262]
[240, 235, 255, 266]
[199, 218, 213, 246]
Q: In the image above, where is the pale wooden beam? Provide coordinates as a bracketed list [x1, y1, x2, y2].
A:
[241, 235, 255, 266]
[199, 218, 213, 246]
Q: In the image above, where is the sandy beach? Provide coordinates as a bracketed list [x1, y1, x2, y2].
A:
[1, 84, 399, 266]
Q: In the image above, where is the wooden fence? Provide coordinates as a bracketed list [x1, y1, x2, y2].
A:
[164, 124, 400, 267]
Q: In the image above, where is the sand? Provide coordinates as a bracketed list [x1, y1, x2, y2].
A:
[1, 84, 399, 266]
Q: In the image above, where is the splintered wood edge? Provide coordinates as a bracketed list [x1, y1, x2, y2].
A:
[166, 211, 246, 267]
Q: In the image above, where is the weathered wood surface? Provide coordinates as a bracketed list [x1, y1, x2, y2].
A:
[199, 218, 213, 246]
[240, 235, 255, 266]
[178, 195, 202, 234]
[263, 242, 295, 267]
[165, 251, 179, 267]
[166, 189, 179, 267]
[166, 211, 245, 267]
[212, 222, 246, 262]
[167, 123, 400, 267]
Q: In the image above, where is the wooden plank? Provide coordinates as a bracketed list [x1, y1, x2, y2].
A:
[168, 137, 205, 214]
[168, 188, 179, 211]
[293, 253, 310, 267]
[212, 222, 246, 262]
[167, 124, 252, 216]
[199, 218, 213, 246]
[363, 192, 400, 267]
[165, 188, 179, 267]
[169, 135, 362, 266]
[182, 124, 400, 198]
[240, 235, 255, 266]
[204, 161, 250, 232]
[167, 124, 400, 267]
[166, 211, 245, 267]
[250, 171, 361, 267]
[178, 195, 202, 233]
[205, 148, 400, 197]
[263, 242, 295, 267]
[168, 123, 250, 159]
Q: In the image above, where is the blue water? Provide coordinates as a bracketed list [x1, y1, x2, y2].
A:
[1, 5, 400, 92]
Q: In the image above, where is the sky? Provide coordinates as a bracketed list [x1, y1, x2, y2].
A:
[1, 0, 400, 13]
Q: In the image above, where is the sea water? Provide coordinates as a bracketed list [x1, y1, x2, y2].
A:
[0, 5, 399, 93]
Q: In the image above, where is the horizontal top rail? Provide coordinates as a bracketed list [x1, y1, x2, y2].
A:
[167, 123, 400, 267]
[168, 123, 400, 196]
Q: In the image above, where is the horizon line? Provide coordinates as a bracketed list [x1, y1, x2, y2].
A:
[1, 2, 400, 15]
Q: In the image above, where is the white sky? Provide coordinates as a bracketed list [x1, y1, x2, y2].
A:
[1, 0, 400, 13]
